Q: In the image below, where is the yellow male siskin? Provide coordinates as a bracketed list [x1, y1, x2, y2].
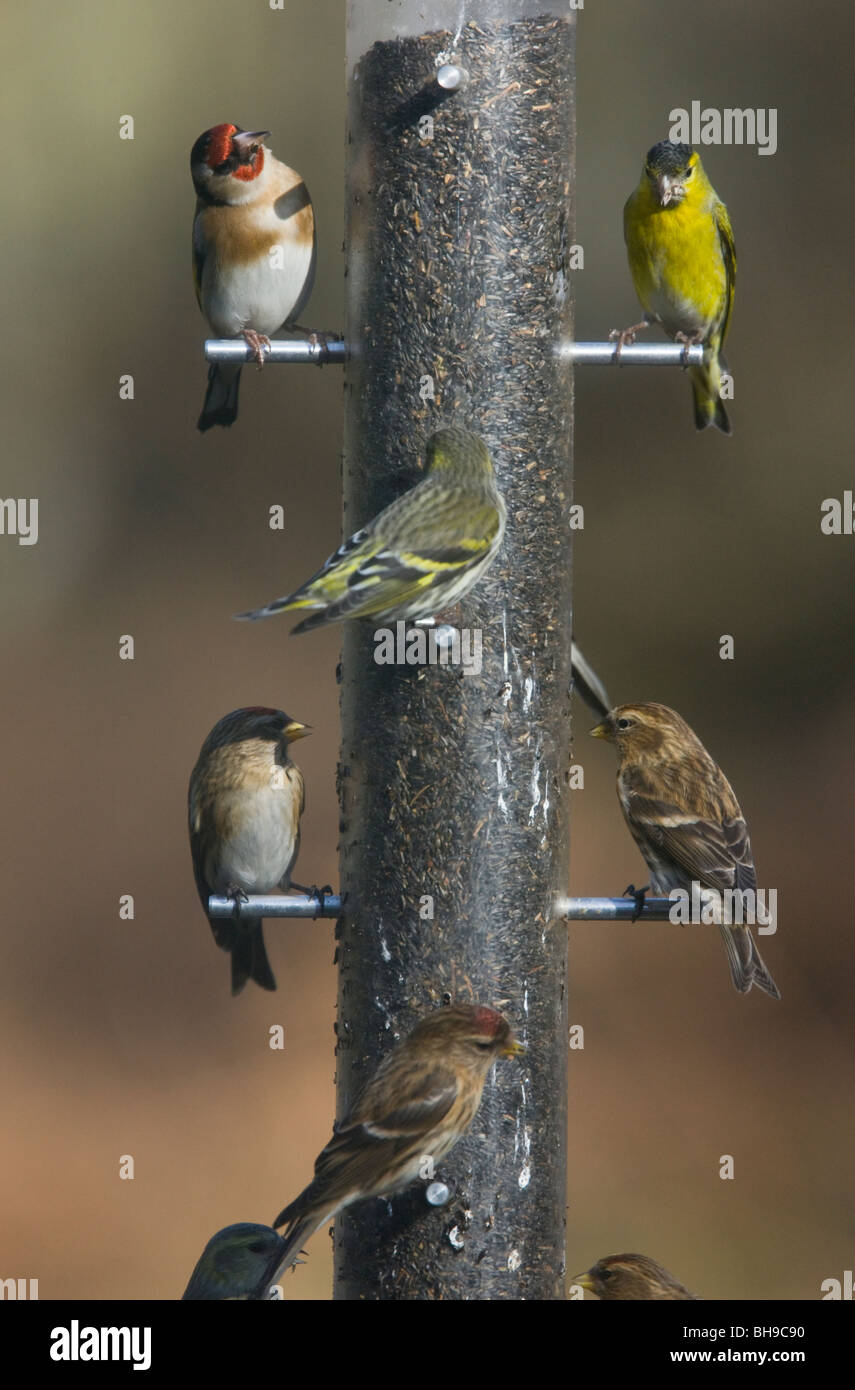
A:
[236, 426, 505, 632]
[619, 140, 735, 434]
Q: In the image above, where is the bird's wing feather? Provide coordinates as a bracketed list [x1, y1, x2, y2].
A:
[629, 793, 754, 892]
[308, 1064, 459, 1183]
[188, 780, 237, 950]
[714, 199, 736, 348]
[192, 209, 206, 311]
[269, 1065, 461, 1234]
[288, 489, 501, 621]
[358, 1064, 461, 1138]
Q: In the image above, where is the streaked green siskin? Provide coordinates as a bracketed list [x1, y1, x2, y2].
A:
[181, 1222, 287, 1300]
[236, 425, 505, 632]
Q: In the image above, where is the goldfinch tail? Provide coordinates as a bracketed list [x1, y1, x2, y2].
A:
[198, 363, 241, 432]
[690, 359, 730, 435]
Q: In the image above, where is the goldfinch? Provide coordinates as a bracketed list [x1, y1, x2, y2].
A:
[191, 124, 315, 432]
[573, 1253, 699, 1300]
[236, 426, 506, 632]
[618, 140, 735, 434]
[188, 707, 310, 995]
[591, 702, 781, 999]
[182, 1223, 287, 1300]
[268, 1005, 524, 1281]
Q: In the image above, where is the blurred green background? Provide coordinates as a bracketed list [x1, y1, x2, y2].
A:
[1, 0, 852, 1301]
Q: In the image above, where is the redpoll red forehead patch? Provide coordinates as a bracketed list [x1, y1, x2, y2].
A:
[472, 1005, 504, 1035]
[240, 705, 281, 718]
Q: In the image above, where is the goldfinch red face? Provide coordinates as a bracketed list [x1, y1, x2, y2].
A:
[190, 124, 271, 202]
[643, 140, 698, 207]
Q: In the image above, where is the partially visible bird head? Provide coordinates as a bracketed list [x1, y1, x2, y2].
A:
[425, 426, 494, 483]
[191, 124, 270, 200]
[202, 706, 311, 757]
[411, 1003, 525, 1068]
[182, 1223, 286, 1300]
[590, 702, 695, 763]
[573, 1253, 694, 1300]
[643, 140, 700, 207]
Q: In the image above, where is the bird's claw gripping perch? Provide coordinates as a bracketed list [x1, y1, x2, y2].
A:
[623, 883, 650, 922]
[241, 328, 272, 367]
[609, 321, 649, 363]
[674, 330, 704, 369]
[308, 331, 340, 366]
[311, 884, 333, 918]
[227, 886, 251, 922]
[291, 882, 334, 917]
[292, 325, 344, 366]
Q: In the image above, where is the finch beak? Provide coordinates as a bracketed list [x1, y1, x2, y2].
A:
[502, 1037, 527, 1058]
[657, 173, 682, 206]
[571, 1272, 595, 1292]
[284, 720, 311, 741]
[589, 721, 612, 741]
[233, 129, 270, 157]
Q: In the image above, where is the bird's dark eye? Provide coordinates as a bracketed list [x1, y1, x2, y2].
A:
[617, 718, 632, 730]
[474, 1040, 493, 1051]
[684, 164, 693, 176]
[600, 1267, 613, 1280]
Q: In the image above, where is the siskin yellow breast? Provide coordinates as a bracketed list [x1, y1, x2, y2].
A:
[624, 183, 728, 341]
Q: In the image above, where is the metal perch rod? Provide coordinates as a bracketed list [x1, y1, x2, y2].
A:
[559, 896, 677, 921]
[208, 894, 343, 919]
[207, 894, 676, 921]
[204, 338, 347, 365]
[204, 339, 704, 367]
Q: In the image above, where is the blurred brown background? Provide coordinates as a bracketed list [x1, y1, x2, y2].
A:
[1, 0, 852, 1301]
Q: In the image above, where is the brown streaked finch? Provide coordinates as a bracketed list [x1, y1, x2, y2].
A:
[268, 1004, 525, 1278]
[182, 1223, 287, 1300]
[591, 702, 781, 999]
[188, 706, 310, 995]
[191, 124, 316, 431]
[573, 1253, 700, 1300]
